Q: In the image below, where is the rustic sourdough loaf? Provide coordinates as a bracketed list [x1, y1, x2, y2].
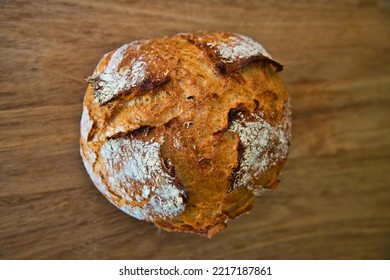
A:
[80, 32, 291, 237]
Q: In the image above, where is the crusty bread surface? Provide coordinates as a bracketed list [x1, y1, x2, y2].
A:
[80, 32, 291, 237]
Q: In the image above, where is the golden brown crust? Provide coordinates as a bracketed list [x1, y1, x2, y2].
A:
[80, 32, 291, 237]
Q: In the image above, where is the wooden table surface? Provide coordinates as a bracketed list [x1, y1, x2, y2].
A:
[1, 0, 390, 260]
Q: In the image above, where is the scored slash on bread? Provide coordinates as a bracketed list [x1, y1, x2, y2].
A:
[80, 32, 291, 237]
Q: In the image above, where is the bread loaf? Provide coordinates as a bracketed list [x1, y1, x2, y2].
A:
[80, 32, 291, 237]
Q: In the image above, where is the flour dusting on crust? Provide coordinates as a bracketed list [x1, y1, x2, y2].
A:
[80, 145, 118, 202]
[99, 137, 186, 220]
[80, 106, 93, 141]
[184, 32, 282, 73]
[208, 34, 272, 63]
[229, 110, 290, 194]
[88, 43, 147, 105]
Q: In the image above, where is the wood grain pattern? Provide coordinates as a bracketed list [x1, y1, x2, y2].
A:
[1, 0, 390, 259]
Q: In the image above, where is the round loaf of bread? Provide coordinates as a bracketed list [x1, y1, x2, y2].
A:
[80, 32, 291, 237]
